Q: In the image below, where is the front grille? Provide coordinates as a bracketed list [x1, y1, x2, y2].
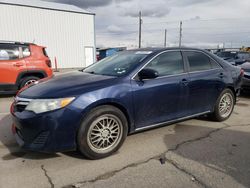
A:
[14, 97, 31, 112]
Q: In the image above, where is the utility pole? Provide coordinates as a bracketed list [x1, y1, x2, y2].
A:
[179, 21, 182, 47]
[164, 29, 167, 47]
[139, 11, 142, 48]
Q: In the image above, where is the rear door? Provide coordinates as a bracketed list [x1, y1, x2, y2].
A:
[183, 50, 225, 115]
[0, 44, 27, 86]
[131, 51, 189, 129]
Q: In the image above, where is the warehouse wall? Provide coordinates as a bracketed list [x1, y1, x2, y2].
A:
[0, 4, 95, 68]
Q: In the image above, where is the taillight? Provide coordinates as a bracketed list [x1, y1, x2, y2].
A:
[240, 68, 244, 77]
[46, 60, 51, 67]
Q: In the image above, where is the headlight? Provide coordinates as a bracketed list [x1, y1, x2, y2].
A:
[25, 97, 75, 114]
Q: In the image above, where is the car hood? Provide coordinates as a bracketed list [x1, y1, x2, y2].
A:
[18, 71, 117, 99]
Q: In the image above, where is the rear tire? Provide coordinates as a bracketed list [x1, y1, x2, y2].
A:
[77, 105, 128, 159]
[210, 89, 235, 122]
[19, 76, 40, 88]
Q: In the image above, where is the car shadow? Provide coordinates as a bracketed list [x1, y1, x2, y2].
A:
[62, 151, 87, 159]
[163, 123, 250, 187]
[0, 94, 15, 98]
[0, 114, 60, 160]
[240, 90, 250, 99]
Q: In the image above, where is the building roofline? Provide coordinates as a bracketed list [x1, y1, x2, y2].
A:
[0, 2, 95, 15]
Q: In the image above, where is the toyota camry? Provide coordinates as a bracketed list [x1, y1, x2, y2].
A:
[11, 48, 243, 159]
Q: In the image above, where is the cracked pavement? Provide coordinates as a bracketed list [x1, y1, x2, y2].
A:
[0, 94, 250, 188]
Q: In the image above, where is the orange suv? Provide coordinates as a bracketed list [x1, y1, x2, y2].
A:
[0, 41, 53, 94]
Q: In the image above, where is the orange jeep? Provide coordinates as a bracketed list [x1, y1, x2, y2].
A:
[0, 41, 53, 94]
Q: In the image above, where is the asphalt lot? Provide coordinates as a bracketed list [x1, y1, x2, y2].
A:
[0, 89, 250, 188]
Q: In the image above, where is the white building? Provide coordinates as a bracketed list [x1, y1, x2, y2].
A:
[0, 0, 95, 68]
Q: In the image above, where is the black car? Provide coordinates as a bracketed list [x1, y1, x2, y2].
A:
[236, 52, 250, 65]
[216, 51, 250, 66]
[240, 62, 250, 91]
[216, 51, 238, 65]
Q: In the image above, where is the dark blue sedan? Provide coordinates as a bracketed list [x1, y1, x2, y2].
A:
[11, 48, 243, 159]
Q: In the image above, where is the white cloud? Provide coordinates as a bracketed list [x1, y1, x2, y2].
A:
[44, 0, 250, 48]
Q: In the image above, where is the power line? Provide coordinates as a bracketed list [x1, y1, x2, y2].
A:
[95, 17, 250, 28]
[183, 31, 250, 36]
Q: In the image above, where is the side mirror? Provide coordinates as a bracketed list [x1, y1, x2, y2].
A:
[138, 68, 159, 80]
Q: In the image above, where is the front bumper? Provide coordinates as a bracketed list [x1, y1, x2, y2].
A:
[11, 104, 83, 153]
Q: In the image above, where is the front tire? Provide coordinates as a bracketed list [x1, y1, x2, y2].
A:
[77, 105, 128, 159]
[19, 76, 40, 88]
[211, 89, 235, 122]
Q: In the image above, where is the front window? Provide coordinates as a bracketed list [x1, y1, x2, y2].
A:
[83, 51, 149, 76]
[0, 44, 20, 60]
[145, 51, 184, 77]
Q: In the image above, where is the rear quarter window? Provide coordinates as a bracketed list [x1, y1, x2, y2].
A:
[22, 46, 31, 57]
[185, 51, 211, 72]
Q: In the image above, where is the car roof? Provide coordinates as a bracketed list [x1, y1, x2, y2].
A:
[0, 41, 34, 46]
[127, 47, 207, 53]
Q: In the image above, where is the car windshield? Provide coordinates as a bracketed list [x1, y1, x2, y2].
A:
[217, 51, 237, 59]
[83, 51, 150, 76]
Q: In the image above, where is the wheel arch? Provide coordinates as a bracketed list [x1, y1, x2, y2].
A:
[80, 100, 134, 134]
[226, 85, 237, 104]
[16, 70, 48, 86]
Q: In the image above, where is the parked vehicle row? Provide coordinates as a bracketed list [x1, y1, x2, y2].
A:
[240, 62, 250, 91]
[0, 41, 53, 94]
[216, 51, 250, 66]
[214, 50, 250, 91]
[11, 47, 243, 159]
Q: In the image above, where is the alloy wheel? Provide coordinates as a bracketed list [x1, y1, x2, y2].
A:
[87, 115, 123, 154]
[219, 93, 234, 118]
[24, 79, 37, 86]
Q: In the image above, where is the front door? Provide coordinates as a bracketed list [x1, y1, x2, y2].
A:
[0, 44, 26, 86]
[131, 51, 189, 129]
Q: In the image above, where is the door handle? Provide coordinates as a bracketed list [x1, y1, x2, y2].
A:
[180, 78, 189, 86]
[13, 62, 24, 67]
